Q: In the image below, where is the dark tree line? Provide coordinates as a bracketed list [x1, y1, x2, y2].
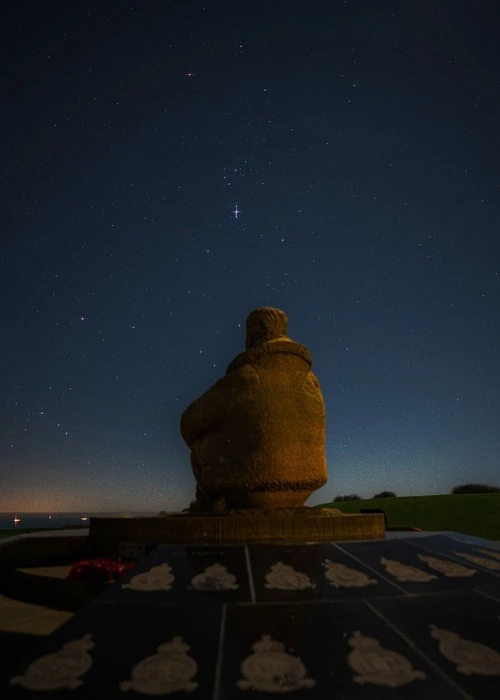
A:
[451, 483, 500, 494]
[331, 484, 500, 503]
[332, 491, 397, 502]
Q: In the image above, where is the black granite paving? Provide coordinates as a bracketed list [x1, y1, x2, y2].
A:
[96, 543, 252, 605]
[5, 603, 221, 700]
[338, 538, 500, 594]
[221, 601, 464, 699]
[403, 535, 500, 576]
[248, 543, 402, 602]
[370, 589, 500, 700]
[3, 534, 500, 699]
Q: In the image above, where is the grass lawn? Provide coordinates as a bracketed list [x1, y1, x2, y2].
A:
[317, 493, 500, 540]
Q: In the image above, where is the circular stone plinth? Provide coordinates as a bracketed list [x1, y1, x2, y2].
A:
[89, 510, 385, 558]
[169, 507, 345, 518]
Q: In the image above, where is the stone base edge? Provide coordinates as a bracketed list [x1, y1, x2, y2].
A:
[89, 513, 385, 558]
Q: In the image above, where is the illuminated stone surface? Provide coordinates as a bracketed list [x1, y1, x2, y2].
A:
[180, 307, 328, 510]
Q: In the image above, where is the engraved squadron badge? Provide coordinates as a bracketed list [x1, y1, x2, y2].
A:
[264, 561, 315, 590]
[430, 625, 500, 675]
[477, 548, 500, 561]
[380, 557, 438, 582]
[238, 635, 315, 692]
[453, 551, 500, 571]
[417, 553, 476, 577]
[347, 631, 426, 687]
[120, 636, 199, 694]
[10, 634, 94, 691]
[190, 562, 238, 590]
[122, 563, 175, 591]
[322, 559, 377, 588]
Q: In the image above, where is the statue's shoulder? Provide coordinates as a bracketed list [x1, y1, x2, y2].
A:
[226, 341, 311, 374]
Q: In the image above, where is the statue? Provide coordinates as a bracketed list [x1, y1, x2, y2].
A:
[180, 307, 328, 511]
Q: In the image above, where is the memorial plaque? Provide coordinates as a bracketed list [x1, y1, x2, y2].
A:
[6, 602, 221, 699]
[404, 535, 500, 576]
[220, 601, 463, 699]
[371, 589, 500, 700]
[248, 543, 402, 602]
[97, 544, 251, 605]
[339, 537, 498, 593]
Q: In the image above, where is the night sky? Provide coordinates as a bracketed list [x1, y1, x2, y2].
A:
[2, 1, 499, 513]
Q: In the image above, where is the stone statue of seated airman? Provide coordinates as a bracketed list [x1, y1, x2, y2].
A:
[180, 307, 327, 511]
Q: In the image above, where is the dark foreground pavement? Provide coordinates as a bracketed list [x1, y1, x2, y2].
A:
[2, 531, 500, 699]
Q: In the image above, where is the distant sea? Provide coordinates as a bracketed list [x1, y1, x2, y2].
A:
[0, 512, 157, 531]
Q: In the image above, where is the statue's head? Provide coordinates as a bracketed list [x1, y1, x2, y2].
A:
[245, 307, 289, 350]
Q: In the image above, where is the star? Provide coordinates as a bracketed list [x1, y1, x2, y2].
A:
[233, 204, 241, 219]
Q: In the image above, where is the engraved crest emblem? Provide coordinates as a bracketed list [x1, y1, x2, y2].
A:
[190, 562, 238, 590]
[9, 634, 94, 691]
[380, 557, 438, 582]
[238, 635, 315, 692]
[322, 559, 377, 588]
[264, 562, 315, 590]
[417, 554, 476, 577]
[452, 551, 500, 571]
[347, 631, 426, 687]
[122, 563, 175, 591]
[477, 548, 500, 561]
[430, 625, 500, 675]
[120, 636, 198, 694]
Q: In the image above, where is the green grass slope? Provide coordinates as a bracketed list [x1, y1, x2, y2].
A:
[316, 493, 500, 540]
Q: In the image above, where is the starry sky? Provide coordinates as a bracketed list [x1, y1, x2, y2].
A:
[2, 1, 499, 513]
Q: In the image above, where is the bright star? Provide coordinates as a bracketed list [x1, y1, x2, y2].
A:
[233, 204, 241, 219]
